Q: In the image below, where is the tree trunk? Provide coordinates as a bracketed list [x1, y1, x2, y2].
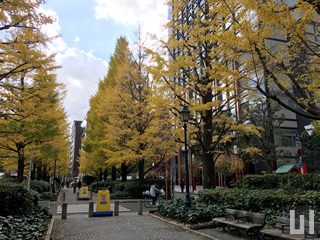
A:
[111, 166, 117, 181]
[99, 169, 103, 181]
[138, 159, 144, 183]
[16, 143, 25, 183]
[31, 162, 36, 180]
[103, 169, 108, 181]
[202, 91, 215, 189]
[120, 163, 128, 181]
[265, 78, 277, 172]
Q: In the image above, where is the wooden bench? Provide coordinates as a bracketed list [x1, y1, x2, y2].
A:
[212, 208, 265, 236]
[260, 216, 320, 240]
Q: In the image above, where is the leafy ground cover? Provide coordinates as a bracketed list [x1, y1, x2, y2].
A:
[0, 180, 52, 239]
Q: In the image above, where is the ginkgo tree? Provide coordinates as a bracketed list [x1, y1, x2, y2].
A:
[0, 0, 69, 182]
[148, 0, 260, 188]
[79, 37, 129, 179]
[81, 35, 177, 182]
[104, 35, 176, 181]
[218, 0, 320, 119]
[0, 58, 69, 182]
[0, 0, 53, 82]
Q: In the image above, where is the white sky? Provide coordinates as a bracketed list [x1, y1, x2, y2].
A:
[42, 0, 168, 127]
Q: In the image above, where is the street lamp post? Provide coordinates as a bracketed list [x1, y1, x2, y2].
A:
[53, 159, 57, 193]
[180, 106, 191, 208]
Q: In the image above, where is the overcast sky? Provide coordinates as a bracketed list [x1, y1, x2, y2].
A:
[41, 0, 168, 127]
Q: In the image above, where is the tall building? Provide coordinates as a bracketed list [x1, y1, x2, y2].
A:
[69, 120, 84, 178]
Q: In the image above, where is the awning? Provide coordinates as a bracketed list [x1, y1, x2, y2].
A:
[275, 164, 298, 173]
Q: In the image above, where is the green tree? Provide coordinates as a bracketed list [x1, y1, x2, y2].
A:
[238, 98, 285, 172]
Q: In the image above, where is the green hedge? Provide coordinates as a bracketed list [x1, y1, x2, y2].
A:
[157, 188, 320, 225]
[157, 198, 225, 224]
[198, 188, 320, 225]
[90, 179, 167, 198]
[242, 174, 320, 191]
[198, 188, 320, 211]
[0, 181, 39, 216]
[29, 180, 51, 193]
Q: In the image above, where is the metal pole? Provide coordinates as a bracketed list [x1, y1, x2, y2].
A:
[28, 146, 34, 189]
[61, 202, 67, 220]
[88, 201, 94, 218]
[184, 122, 191, 208]
[53, 159, 57, 193]
[114, 201, 119, 216]
[138, 200, 143, 215]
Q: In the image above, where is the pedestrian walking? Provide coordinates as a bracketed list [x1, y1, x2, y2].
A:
[180, 179, 185, 193]
[77, 180, 82, 190]
[150, 184, 160, 205]
[72, 180, 77, 193]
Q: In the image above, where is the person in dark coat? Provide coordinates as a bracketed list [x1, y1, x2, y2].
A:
[180, 179, 185, 193]
[77, 180, 82, 190]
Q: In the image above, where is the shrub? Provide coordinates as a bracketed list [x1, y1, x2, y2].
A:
[29, 180, 51, 193]
[0, 207, 51, 240]
[157, 198, 225, 224]
[90, 179, 166, 198]
[0, 181, 39, 217]
[89, 181, 113, 193]
[82, 175, 96, 186]
[39, 192, 58, 201]
[197, 188, 320, 225]
[242, 174, 320, 191]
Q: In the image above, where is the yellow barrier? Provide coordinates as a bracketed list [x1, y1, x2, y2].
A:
[79, 186, 89, 200]
[93, 189, 112, 217]
[96, 189, 111, 212]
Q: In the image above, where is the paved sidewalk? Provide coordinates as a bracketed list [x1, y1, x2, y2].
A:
[49, 187, 254, 240]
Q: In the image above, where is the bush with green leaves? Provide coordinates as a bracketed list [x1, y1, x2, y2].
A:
[197, 188, 320, 225]
[242, 174, 320, 191]
[82, 175, 96, 186]
[90, 179, 167, 198]
[29, 180, 51, 193]
[0, 181, 39, 216]
[39, 192, 58, 201]
[157, 198, 226, 224]
[0, 207, 51, 240]
[90, 181, 113, 193]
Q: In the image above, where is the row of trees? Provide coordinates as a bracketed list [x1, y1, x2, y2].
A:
[0, 1, 69, 182]
[80, 33, 177, 181]
[81, 0, 320, 188]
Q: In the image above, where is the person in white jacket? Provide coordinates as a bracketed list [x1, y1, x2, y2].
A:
[150, 184, 160, 205]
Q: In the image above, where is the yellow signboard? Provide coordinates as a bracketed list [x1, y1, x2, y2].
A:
[96, 190, 110, 212]
[79, 186, 89, 199]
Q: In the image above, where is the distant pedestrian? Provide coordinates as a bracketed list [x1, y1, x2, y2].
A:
[77, 180, 82, 190]
[180, 179, 185, 193]
[72, 180, 77, 193]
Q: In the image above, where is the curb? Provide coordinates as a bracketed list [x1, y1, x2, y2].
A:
[44, 218, 54, 240]
[149, 213, 220, 240]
